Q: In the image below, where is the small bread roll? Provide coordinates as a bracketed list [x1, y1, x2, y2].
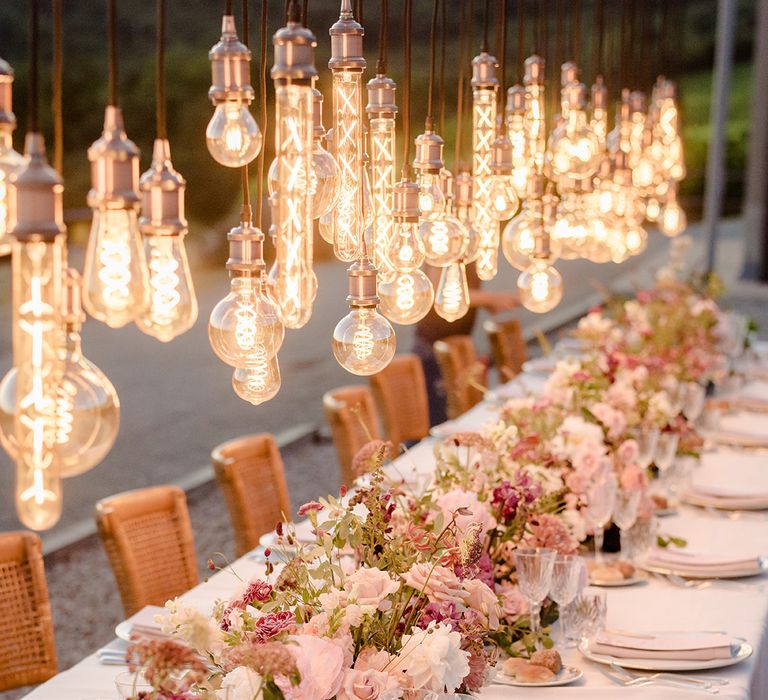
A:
[515, 664, 556, 683]
[530, 649, 562, 674]
[616, 561, 636, 579]
[590, 565, 623, 582]
[503, 657, 530, 676]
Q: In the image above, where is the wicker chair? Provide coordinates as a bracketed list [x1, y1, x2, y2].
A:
[433, 335, 486, 419]
[96, 485, 198, 617]
[323, 385, 381, 486]
[0, 532, 57, 691]
[212, 434, 292, 556]
[484, 317, 528, 381]
[369, 354, 430, 446]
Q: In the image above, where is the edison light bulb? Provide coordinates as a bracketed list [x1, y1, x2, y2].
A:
[454, 172, 480, 263]
[659, 184, 687, 237]
[506, 84, 529, 198]
[624, 225, 648, 256]
[523, 55, 546, 173]
[209, 220, 284, 368]
[309, 88, 341, 219]
[489, 133, 519, 220]
[0, 58, 23, 255]
[0, 269, 120, 479]
[10, 133, 66, 530]
[471, 51, 500, 280]
[206, 15, 261, 167]
[333, 306, 396, 375]
[417, 170, 445, 218]
[518, 258, 563, 313]
[387, 220, 426, 270]
[590, 77, 608, 149]
[434, 261, 470, 321]
[271, 17, 317, 329]
[420, 215, 466, 267]
[84, 106, 148, 328]
[232, 351, 281, 406]
[547, 82, 601, 179]
[379, 268, 434, 325]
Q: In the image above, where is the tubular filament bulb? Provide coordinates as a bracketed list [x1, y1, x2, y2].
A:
[148, 245, 182, 322]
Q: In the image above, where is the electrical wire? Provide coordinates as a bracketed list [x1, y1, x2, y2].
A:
[301, 0, 308, 26]
[377, 0, 388, 75]
[454, 0, 470, 170]
[155, 0, 167, 139]
[438, 0, 446, 137]
[225, 0, 233, 15]
[572, 0, 580, 65]
[482, 0, 490, 52]
[536, 0, 545, 56]
[425, 0, 439, 129]
[256, 0, 267, 228]
[241, 0, 250, 214]
[401, 0, 412, 177]
[27, 0, 39, 133]
[499, 0, 507, 99]
[593, 0, 605, 79]
[53, 0, 63, 175]
[107, 0, 118, 106]
[517, 0, 525, 74]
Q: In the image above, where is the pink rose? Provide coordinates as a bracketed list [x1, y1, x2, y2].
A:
[337, 668, 401, 700]
[344, 567, 400, 609]
[620, 463, 647, 492]
[461, 578, 500, 629]
[496, 582, 529, 623]
[617, 439, 639, 466]
[435, 490, 497, 536]
[571, 441, 605, 476]
[277, 635, 345, 700]
[403, 563, 468, 605]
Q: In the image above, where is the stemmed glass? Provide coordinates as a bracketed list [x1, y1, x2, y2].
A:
[682, 382, 706, 423]
[586, 470, 618, 564]
[636, 427, 660, 469]
[549, 555, 587, 648]
[514, 547, 556, 649]
[612, 489, 641, 560]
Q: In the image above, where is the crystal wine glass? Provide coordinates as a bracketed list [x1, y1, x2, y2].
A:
[612, 489, 641, 559]
[562, 589, 607, 645]
[586, 471, 618, 564]
[636, 427, 660, 469]
[655, 432, 680, 472]
[682, 382, 706, 423]
[514, 547, 556, 650]
[549, 554, 587, 648]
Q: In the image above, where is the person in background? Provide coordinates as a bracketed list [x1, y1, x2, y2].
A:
[412, 262, 519, 425]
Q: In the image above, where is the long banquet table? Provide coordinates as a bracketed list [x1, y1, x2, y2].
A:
[22, 370, 768, 700]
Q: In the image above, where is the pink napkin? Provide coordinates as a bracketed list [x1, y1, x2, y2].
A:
[645, 549, 760, 575]
[590, 631, 735, 661]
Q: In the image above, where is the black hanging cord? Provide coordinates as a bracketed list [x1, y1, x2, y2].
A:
[425, 0, 439, 129]
[225, 0, 233, 15]
[438, 0, 446, 136]
[107, 0, 118, 106]
[28, 0, 39, 133]
[593, 0, 605, 78]
[401, 0, 412, 177]
[377, 0, 388, 74]
[155, 0, 167, 139]
[572, 0, 580, 65]
[499, 0, 507, 100]
[53, 0, 63, 175]
[255, 0, 267, 228]
[241, 0, 250, 213]
[536, 0, 545, 56]
[354, 0, 363, 24]
[482, 0, 491, 52]
[301, 0, 308, 25]
[517, 0, 525, 73]
[454, 0, 470, 169]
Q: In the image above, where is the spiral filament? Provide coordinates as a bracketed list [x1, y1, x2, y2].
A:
[427, 220, 449, 258]
[245, 346, 270, 392]
[234, 296, 258, 350]
[352, 320, 375, 360]
[54, 378, 76, 447]
[395, 272, 416, 312]
[525, 83, 546, 172]
[332, 72, 365, 262]
[472, 90, 499, 280]
[435, 262, 469, 322]
[97, 235, 132, 310]
[147, 242, 181, 326]
[530, 270, 550, 302]
[369, 119, 396, 275]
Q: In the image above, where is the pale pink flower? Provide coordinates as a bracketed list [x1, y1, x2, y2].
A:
[403, 563, 468, 605]
[496, 582, 529, 624]
[591, 402, 627, 439]
[337, 668, 402, 700]
[620, 463, 647, 492]
[461, 578, 500, 630]
[276, 635, 345, 700]
[343, 567, 400, 609]
[617, 439, 639, 465]
[435, 489, 497, 536]
[524, 513, 578, 555]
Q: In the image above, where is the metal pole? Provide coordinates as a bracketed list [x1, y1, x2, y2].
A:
[703, 0, 737, 274]
[742, 0, 768, 280]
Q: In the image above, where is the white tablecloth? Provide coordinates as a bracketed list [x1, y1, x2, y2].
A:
[23, 381, 768, 700]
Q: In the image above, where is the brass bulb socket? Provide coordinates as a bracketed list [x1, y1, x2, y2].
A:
[139, 139, 187, 236]
[564, 82, 588, 111]
[366, 74, 397, 117]
[526, 172, 545, 200]
[413, 130, 444, 173]
[226, 220, 266, 274]
[454, 172, 473, 206]
[471, 52, 499, 89]
[12, 133, 65, 242]
[560, 61, 579, 87]
[629, 90, 646, 114]
[591, 77, 607, 110]
[506, 84, 526, 114]
[0, 57, 15, 130]
[392, 180, 420, 220]
[209, 16, 255, 103]
[329, 2, 365, 72]
[524, 54, 545, 86]
[272, 20, 318, 84]
[346, 257, 378, 306]
[491, 136, 513, 174]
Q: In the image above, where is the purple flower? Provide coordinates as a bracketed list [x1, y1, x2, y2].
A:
[491, 481, 520, 522]
[417, 602, 460, 631]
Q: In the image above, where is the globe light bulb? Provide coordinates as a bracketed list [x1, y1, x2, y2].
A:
[419, 215, 466, 267]
[518, 258, 563, 313]
[379, 268, 434, 325]
[311, 140, 340, 219]
[83, 106, 148, 329]
[417, 171, 445, 217]
[271, 17, 318, 329]
[10, 133, 66, 531]
[659, 184, 687, 237]
[488, 132, 519, 221]
[206, 15, 261, 167]
[547, 82, 601, 179]
[208, 219, 284, 368]
[329, 3, 367, 262]
[454, 171, 481, 263]
[136, 139, 198, 342]
[589, 76, 609, 149]
[232, 352, 282, 406]
[319, 210, 334, 244]
[387, 181, 426, 271]
[624, 225, 648, 256]
[434, 261, 470, 321]
[0, 57, 23, 256]
[332, 258, 396, 375]
[645, 196, 661, 222]
[471, 51, 500, 280]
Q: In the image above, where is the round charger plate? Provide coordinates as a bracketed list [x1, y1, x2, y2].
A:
[637, 557, 768, 580]
[578, 638, 753, 672]
[115, 621, 132, 642]
[494, 665, 583, 687]
[589, 575, 646, 588]
[522, 358, 557, 375]
[683, 491, 768, 511]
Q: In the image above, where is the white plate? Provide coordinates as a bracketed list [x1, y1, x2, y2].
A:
[638, 558, 768, 580]
[683, 491, 768, 511]
[115, 621, 132, 642]
[522, 358, 557, 375]
[494, 665, 583, 687]
[578, 638, 753, 672]
[589, 575, 646, 588]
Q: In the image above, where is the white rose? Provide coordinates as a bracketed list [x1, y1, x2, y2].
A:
[337, 668, 402, 700]
[220, 666, 264, 700]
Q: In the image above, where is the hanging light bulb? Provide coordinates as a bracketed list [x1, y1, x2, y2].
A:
[366, 74, 397, 276]
[232, 353, 282, 406]
[310, 87, 340, 219]
[488, 129, 519, 220]
[206, 14, 261, 167]
[9, 133, 66, 530]
[333, 257, 396, 375]
[328, 0, 367, 262]
[517, 215, 563, 314]
[270, 12, 317, 329]
[454, 171, 480, 263]
[659, 181, 687, 237]
[624, 224, 648, 256]
[523, 54, 546, 174]
[209, 215, 284, 368]
[502, 174, 558, 270]
[547, 81, 602, 179]
[505, 84, 529, 198]
[553, 179, 591, 260]
[589, 76, 608, 149]
[434, 260, 470, 322]
[380, 180, 434, 324]
[471, 50, 500, 280]
[0, 58, 24, 256]
[83, 106, 148, 328]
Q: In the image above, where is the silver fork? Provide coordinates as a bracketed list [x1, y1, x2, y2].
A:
[599, 664, 720, 694]
[610, 662, 728, 688]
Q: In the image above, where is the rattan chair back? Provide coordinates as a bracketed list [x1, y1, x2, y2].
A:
[95, 485, 198, 617]
[323, 385, 381, 485]
[484, 317, 527, 380]
[212, 433, 291, 556]
[369, 354, 430, 446]
[433, 335, 485, 419]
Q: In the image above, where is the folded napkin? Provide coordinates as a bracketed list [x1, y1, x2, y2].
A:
[645, 548, 761, 575]
[97, 638, 130, 665]
[688, 482, 768, 502]
[718, 412, 768, 440]
[732, 381, 768, 403]
[590, 631, 735, 661]
[123, 604, 169, 640]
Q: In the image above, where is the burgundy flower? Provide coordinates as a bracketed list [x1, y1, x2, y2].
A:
[297, 501, 324, 517]
[491, 481, 520, 523]
[251, 611, 296, 643]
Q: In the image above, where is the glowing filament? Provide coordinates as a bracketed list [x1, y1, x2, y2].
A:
[147, 243, 181, 325]
[472, 89, 499, 280]
[369, 118, 396, 275]
[352, 322, 375, 360]
[395, 273, 416, 311]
